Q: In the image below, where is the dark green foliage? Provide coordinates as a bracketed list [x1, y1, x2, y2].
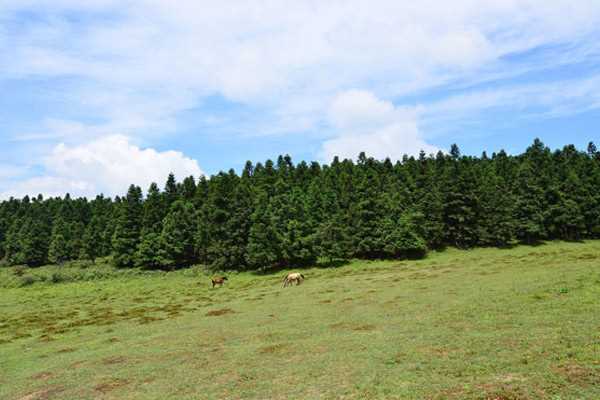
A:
[2, 139, 599, 271]
[246, 191, 280, 269]
[379, 212, 427, 259]
[135, 231, 161, 269]
[112, 185, 143, 267]
[158, 200, 197, 268]
[476, 164, 516, 247]
[80, 215, 103, 262]
[48, 234, 68, 264]
[142, 183, 165, 234]
[514, 161, 546, 244]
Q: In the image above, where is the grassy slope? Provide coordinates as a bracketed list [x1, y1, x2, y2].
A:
[1, 241, 600, 400]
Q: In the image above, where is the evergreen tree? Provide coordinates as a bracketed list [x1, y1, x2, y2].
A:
[80, 215, 103, 262]
[476, 165, 516, 247]
[135, 231, 162, 269]
[164, 173, 179, 206]
[48, 234, 68, 264]
[442, 157, 479, 248]
[112, 185, 143, 267]
[180, 176, 197, 201]
[246, 191, 280, 269]
[351, 160, 384, 258]
[142, 183, 165, 233]
[514, 162, 546, 244]
[158, 200, 197, 268]
[379, 212, 427, 259]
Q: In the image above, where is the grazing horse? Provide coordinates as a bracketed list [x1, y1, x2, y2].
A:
[282, 272, 305, 287]
[211, 276, 228, 288]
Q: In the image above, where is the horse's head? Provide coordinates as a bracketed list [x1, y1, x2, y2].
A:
[223, 276, 228, 281]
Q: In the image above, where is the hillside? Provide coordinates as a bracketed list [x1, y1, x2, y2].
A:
[1, 241, 599, 399]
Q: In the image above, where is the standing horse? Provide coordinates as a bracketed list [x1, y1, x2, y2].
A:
[211, 276, 228, 288]
[282, 272, 305, 287]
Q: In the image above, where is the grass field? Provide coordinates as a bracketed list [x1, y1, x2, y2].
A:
[1, 241, 600, 399]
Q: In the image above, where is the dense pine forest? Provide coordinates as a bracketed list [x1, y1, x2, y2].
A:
[1, 139, 600, 271]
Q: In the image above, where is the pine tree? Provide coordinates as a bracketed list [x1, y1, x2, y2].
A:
[158, 200, 197, 268]
[442, 157, 479, 248]
[112, 185, 143, 267]
[379, 212, 427, 259]
[180, 176, 197, 201]
[48, 234, 68, 264]
[142, 183, 165, 234]
[16, 199, 51, 267]
[164, 173, 179, 206]
[80, 215, 103, 262]
[514, 162, 546, 244]
[135, 231, 162, 269]
[351, 161, 383, 258]
[279, 188, 318, 266]
[476, 165, 516, 247]
[313, 184, 351, 262]
[246, 191, 280, 269]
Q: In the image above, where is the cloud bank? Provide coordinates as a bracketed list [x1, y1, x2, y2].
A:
[1, 135, 203, 199]
[322, 90, 438, 161]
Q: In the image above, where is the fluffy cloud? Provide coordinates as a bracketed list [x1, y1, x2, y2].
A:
[322, 90, 438, 161]
[3, 1, 600, 138]
[0, 135, 203, 199]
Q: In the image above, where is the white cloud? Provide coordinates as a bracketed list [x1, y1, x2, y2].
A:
[3, 1, 600, 139]
[322, 90, 438, 161]
[0, 135, 203, 199]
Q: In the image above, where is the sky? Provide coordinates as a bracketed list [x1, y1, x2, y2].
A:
[1, 1, 600, 199]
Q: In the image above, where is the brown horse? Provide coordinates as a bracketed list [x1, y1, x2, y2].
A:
[282, 272, 305, 287]
[211, 276, 228, 288]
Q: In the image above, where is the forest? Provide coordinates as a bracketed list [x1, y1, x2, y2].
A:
[1, 138, 599, 271]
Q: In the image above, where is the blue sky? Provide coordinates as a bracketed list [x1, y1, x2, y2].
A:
[1, 1, 600, 198]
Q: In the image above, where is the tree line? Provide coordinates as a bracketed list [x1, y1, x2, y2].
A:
[1, 139, 600, 270]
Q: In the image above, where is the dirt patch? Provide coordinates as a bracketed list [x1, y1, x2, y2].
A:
[259, 343, 287, 354]
[352, 324, 376, 331]
[69, 361, 86, 369]
[38, 334, 54, 342]
[56, 347, 76, 354]
[206, 308, 235, 317]
[330, 322, 376, 332]
[555, 363, 600, 386]
[30, 372, 53, 381]
[107, 337, 120, 343]
[432, 382, 534, 400]
[101, 356, 127, 365]
[319, 299, 332, 304]
[19, 386, 64, 400]
[94, 378, 129, 394]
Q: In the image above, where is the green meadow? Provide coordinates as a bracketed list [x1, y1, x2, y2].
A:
[1, 241, 600, 399]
